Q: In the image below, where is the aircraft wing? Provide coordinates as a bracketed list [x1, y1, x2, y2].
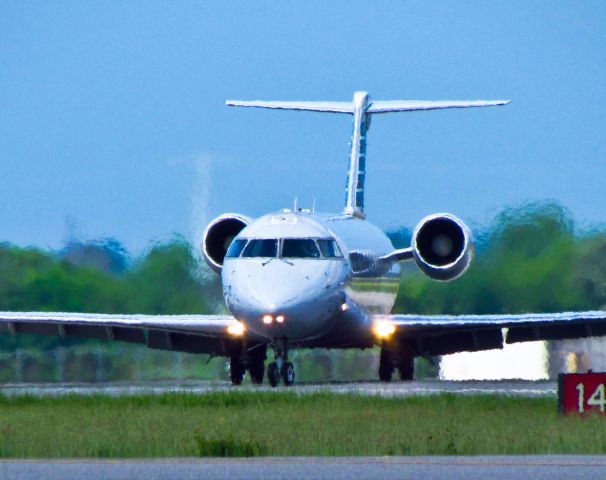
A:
[0, 312, 262, 356]
[377, 311, 606, 356]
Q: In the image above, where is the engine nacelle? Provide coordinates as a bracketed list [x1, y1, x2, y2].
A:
[202, 213, 252, 272]
[412, 213, 473, 281]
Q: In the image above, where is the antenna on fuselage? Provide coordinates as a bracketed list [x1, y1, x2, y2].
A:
[226, 92, 510, 219]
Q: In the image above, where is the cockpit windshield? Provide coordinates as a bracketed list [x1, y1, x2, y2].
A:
[282, 239, 320, 258]
[228, 238, 343, 259]
[242, 239, 278, 258]
[225, 239, 247, 258]
[317, 239, 343, 258]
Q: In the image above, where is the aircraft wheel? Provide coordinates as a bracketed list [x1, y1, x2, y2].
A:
[281, 361, 295, 386]
[398, 357, 414, 381]
[249, 361, 265, 384]
[378, 348, 393, 382]
[230, 356, 245, 386]
[248, 344, 267, 385]
[267, 362, 281, 387]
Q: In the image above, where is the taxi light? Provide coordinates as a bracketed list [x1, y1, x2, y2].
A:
[227, 321, 246, 336]
[262, 315, 273, 324]
[276, 315, 285, 323]
[373, 320, 396, 338]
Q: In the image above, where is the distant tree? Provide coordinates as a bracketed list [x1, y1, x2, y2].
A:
[126, 237, 213, 314]
[0, 237, 218, 351]
[60, 238, 129, 274]
[386, 228, 412, 249]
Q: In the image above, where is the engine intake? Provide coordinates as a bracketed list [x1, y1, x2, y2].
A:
[412, 213, 473, 281]
[202, 213, 251, 272]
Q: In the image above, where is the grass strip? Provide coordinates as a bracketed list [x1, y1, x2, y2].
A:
[0, 391, 605, 457]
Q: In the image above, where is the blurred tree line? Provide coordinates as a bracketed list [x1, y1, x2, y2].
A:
[0, 236, 222, 351]
[1, 201, 606, 381]
[392, 201, 606, 315]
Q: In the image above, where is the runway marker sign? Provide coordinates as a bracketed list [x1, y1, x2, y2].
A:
[559, 372, 606, 415]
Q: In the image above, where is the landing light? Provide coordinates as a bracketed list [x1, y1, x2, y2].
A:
[262, 315, 273, 324]
[227, 321, 246, 336]
[373, 320, 396, 339]
[276, 315, 285, 323]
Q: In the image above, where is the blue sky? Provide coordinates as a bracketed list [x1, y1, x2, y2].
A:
[2, 2, 605, 252]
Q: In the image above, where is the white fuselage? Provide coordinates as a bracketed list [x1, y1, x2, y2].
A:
[222, 210, 400, 346]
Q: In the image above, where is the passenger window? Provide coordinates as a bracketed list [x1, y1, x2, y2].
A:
[242, 239, 278, 258]
[225, 239, 248, 258]
[317, 239, 343, 258]
[282, 239, 321, 258]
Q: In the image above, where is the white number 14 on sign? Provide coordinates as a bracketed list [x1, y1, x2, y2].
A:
[576, 383, 606, 413]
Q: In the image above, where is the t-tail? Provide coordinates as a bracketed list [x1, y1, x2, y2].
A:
[226, 92, 510, 218]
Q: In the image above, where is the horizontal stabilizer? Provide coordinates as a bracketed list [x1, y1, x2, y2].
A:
[367, 99, 510, 114]
[225, 100, 353, 114]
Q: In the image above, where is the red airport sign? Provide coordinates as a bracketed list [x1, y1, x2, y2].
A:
[559, 372, 606, 415]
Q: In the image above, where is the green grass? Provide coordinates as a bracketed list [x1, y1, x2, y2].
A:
[0, 391, 605, 457]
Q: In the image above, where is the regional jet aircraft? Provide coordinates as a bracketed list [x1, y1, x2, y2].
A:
[3, 91, 606, 386]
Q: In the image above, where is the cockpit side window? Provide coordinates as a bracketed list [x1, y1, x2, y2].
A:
[281, 239, 321, 258]
[317, 239, 343, 258]
[225, 239, 248, 258]
[242, 239, 278, 258]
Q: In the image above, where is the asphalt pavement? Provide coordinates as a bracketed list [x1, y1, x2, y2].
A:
[0, 379, 558, 397]
[2, 456, 605, 480]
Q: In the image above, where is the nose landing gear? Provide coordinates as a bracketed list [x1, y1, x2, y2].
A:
[268, 338, 295, 387]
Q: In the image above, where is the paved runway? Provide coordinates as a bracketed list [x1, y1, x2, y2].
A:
[1, 456, 605, 480]
[0, 379, 557, 397]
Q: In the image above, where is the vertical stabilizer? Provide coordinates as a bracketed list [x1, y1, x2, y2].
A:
[344, 91, 370, 217]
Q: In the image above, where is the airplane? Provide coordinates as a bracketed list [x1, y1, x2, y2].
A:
[3, 91, 606, 387]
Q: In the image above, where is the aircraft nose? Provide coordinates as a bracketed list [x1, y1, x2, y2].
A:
[248, 275, 309, 313]
[242, 261, 332, 314]
[224, 259, 346, 338]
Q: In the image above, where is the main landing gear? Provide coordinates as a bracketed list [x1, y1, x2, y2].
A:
[379, 345, 414, 382]
[267, 338, 295, 387]
[229, 343, 267, 385]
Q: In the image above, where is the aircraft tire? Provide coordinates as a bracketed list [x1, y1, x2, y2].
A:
[378, 348, 393, 382]
[398, 357, 414, 381]
[248, 344, 267, 384]
[230, 356, 245, 385]
[249, 361, 265, 384]
[281, 362, 295, 386]
[267, 362, 280, 387]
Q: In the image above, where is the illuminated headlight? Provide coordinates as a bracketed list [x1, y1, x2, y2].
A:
[276, 315, 285, 324]
[340, 302, 349, 312]
[227, 321, 246, 336]
[373, 320, 396, 338]
[262, 315, 273, 324]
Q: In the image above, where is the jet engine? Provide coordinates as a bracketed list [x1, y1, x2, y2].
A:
[412, 213, 473, 281]
[202, 213, 251, 272]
